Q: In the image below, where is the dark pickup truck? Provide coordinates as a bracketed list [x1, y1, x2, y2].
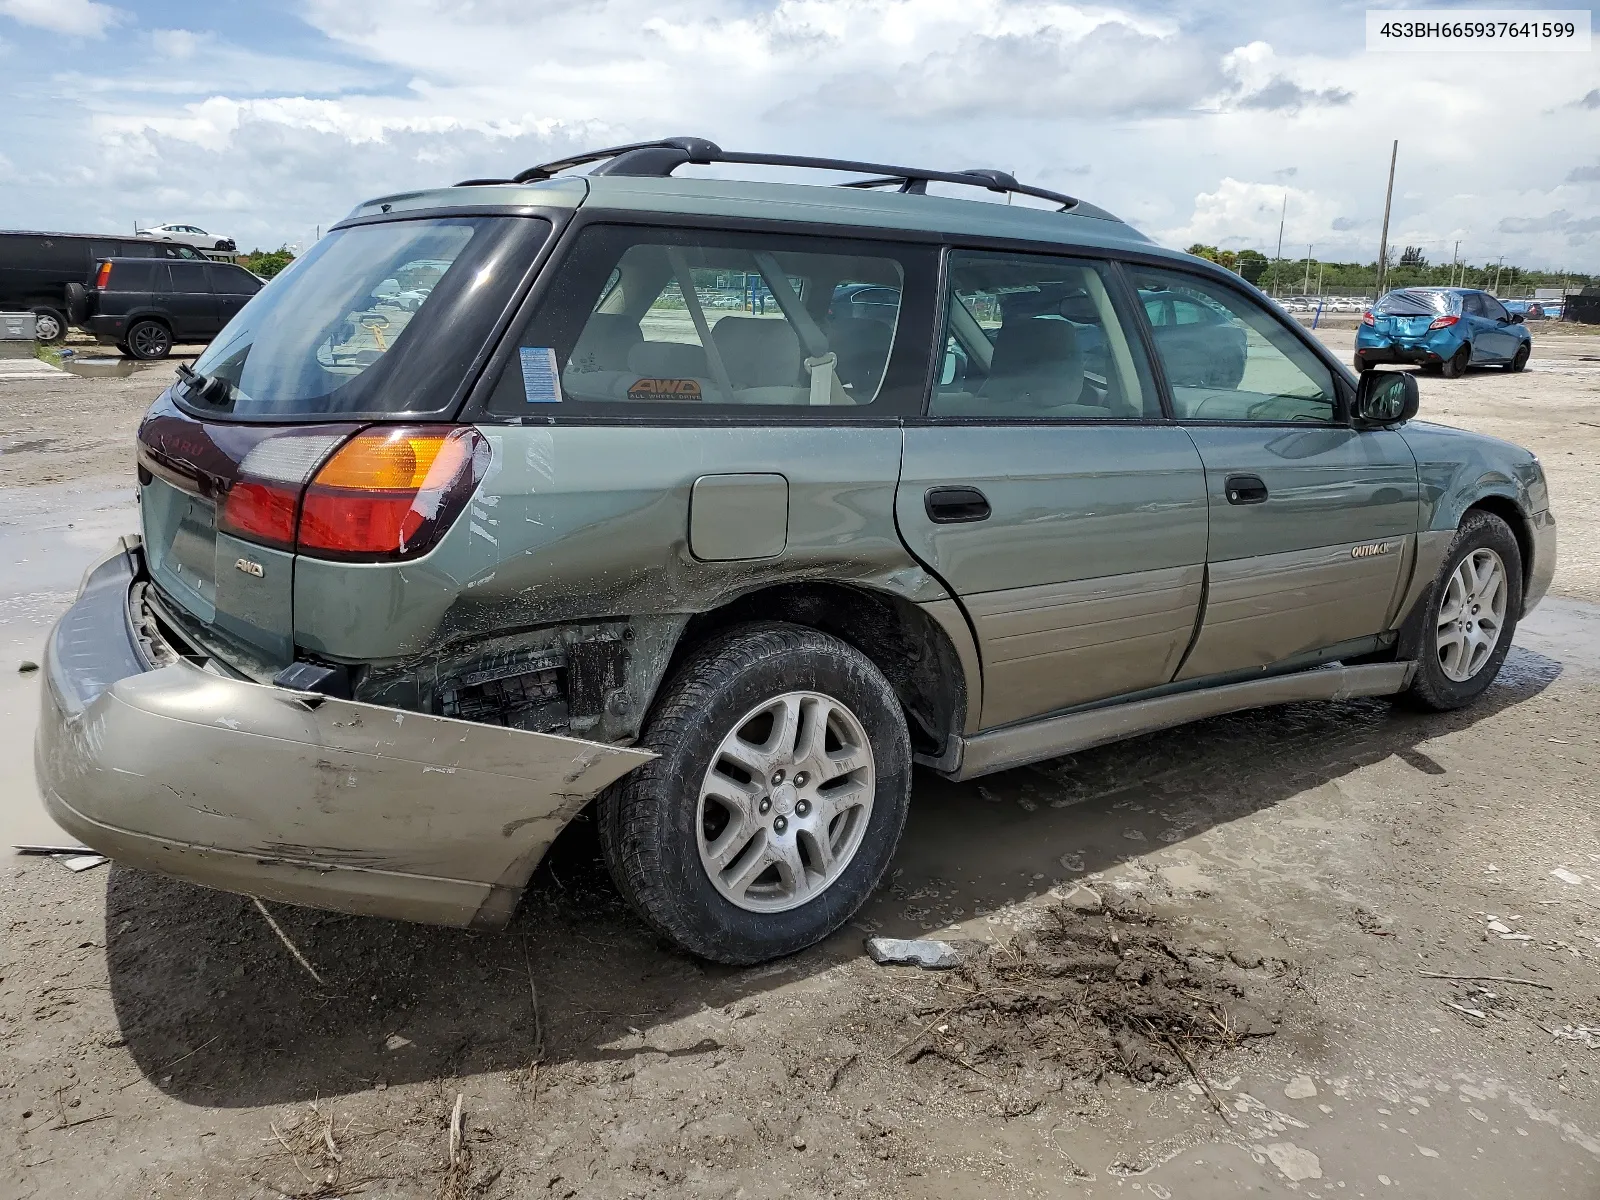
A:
[70, 258, 264, 359]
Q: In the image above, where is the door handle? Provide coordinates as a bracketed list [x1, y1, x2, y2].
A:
[1224, 474, 1268, 505]
[925, 485, 991, 524]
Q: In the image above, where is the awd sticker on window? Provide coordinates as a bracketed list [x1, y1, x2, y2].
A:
[519, 346, 563, 403]
[627, 378, 703, 401]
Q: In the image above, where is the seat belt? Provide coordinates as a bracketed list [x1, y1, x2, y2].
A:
[751, 252, 850, 405]
[665, 247, 737, 403]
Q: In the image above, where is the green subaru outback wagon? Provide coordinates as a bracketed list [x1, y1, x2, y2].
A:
[36, 139, 1555, 964]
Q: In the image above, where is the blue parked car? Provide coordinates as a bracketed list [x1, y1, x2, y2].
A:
[1356, 287, 1531, 378]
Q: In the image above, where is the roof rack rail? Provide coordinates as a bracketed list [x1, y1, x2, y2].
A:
[455, 137, 1081, 211]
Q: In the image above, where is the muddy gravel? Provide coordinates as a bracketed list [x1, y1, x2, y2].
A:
[2, 325, 1599, 1198]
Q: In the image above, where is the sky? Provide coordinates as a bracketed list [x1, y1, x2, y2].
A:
[0, 0, 1596, 271]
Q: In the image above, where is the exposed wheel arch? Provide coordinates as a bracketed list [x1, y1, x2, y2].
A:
[666, 582, 971, 761]
[1463, 495, 1535, 605]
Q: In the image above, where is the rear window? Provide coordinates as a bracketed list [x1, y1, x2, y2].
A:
[185, 216, 549, 420]
[1374, 289, 1452, 316]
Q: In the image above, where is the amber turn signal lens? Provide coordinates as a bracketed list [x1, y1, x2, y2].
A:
[312, 429, 453, 492]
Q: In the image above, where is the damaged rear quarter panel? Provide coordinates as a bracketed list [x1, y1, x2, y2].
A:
[291, 423, 947, 688]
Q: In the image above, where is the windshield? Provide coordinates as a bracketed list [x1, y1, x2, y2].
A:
[188, 215, 548, 419]
[1374, 289, 1453, 316]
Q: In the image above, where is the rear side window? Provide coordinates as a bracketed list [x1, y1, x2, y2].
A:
[1129, 265, 1337, 424]
[486, 224, 934, 417]
[105, 261, 158, 292]
[931, 251, 1159, 420]
[187, 216, 548, 419]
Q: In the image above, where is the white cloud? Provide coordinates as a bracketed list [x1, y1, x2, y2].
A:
[0, 0, 119, 37]
[0, 0, 1595, 269]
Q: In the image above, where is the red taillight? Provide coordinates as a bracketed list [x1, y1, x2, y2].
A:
[96, 261, 112, 289]
[217, 430, 356, 551]
[221, 480, 299, 547]
[1361, 311, 1375, 326]
[297, 426, 487, 560]
[1428, 314, 1460, 330]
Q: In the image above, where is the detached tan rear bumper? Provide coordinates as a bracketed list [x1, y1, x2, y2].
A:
[34, 541, 652, 927]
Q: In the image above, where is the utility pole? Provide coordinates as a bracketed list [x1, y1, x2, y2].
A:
[1272, 191, 1287, 296]
[1303, 244, 1313, 295]
[1317, 262, 1325, 295]
[1492, 255, 1504, 295]
[1451, 239, 1461, 288]
[1375, 139, 1398, 298]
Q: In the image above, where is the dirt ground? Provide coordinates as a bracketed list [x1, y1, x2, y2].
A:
[3, 326, 1599, 1199]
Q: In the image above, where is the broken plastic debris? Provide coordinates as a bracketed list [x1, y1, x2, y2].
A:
[14, 844, 93, 855]
[864, 936, 961, 969]
[384, 1034, 413, 1051]
[62, 854, 109, 872]
[18, 660, 39, 673]
[1486, 919, 1512, 934]
[1551, 868, 1585, 886]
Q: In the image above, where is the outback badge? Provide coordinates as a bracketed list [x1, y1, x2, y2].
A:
[1350, 541, 1394, 560]
[234, 557, 265, 578]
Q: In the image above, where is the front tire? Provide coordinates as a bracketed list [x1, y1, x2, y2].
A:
[598, 622, 911, 965]
[1400, 510, 1523, 712]
[1440, 343, 1470, 378]
[1504, 344, 1530, 373]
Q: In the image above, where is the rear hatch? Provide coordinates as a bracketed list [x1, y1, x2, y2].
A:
[1371, 289, 1453, 339]
[133, 214, 550, 678]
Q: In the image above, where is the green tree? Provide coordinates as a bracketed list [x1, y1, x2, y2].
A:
[240, 246, 295, 279]
[1236, 249, 1269, 284]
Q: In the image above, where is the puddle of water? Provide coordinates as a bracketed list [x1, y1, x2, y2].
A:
[1518, 596, 1600, 677]
[0, 481, 138, 851]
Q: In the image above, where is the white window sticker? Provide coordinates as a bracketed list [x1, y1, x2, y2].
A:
[519, 346, 562, 403]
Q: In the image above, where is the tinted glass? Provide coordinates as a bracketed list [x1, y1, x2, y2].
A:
[1480, 294, 1508, 321]
[1130, 266, 1337, 423]
[205, 263, 258, 295]
[488, 225, 925, 415]
[187, 216, 549, 419]
[170, 262, 209, 292]
[931, 251, 1158, 419]
[1375, 289, 1451, 316]
[105, 261, 155, 291]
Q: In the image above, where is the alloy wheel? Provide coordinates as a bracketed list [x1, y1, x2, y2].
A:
[696, 690, 875, 913]
[130, 323, 170, 359]
[1436, 548, 1508, 682]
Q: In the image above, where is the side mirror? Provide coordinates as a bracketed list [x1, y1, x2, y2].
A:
[1353, 369, 1419, 427]
[1510, 312, 1525, 325]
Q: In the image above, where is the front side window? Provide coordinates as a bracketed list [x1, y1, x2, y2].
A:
[931, 251, 1159, 420]
[1129, 266, 1337, 423]
[1479, 294, 1509, 321]
[487, 225, 926, 415]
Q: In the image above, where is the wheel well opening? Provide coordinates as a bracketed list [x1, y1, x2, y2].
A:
[671, 583, 968, 758]
[1464, 496, 1533, 596]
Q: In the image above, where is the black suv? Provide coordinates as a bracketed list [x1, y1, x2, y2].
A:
[0, 230, 206, 343]
[71, 258, 264, 359]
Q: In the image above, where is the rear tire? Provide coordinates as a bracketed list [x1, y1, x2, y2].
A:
[1440, 343, 1470, 378]
[1399, 510, 1523, 712]
[1353, 352, 1368, 373]
[598, 622, 911, 965]
[125, 320, 172, 360]
[1504, 344, 1530, 373]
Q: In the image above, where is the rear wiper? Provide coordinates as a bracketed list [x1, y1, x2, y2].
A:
[173, 363, 232, 406]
